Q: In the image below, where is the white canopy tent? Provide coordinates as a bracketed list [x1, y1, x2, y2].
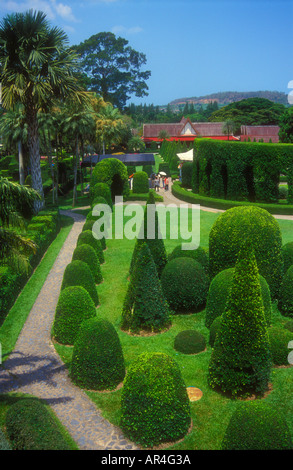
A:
[176, 149, 193, 162]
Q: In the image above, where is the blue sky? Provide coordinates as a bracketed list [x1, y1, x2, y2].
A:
[0, 0, 292, 106]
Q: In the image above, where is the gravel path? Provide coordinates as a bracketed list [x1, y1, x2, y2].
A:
[0, 210, 139, 451]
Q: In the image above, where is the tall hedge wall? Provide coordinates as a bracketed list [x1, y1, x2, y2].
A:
[192, 139, 293, 204]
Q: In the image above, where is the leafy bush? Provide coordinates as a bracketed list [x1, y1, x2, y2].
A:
[168, 244, 209, 273]
[120, 352, 191, 447]
[61, 260, 99, 306]
[205, 267, 272, 328]
[279, 265, 293, 317]
[181, 162, 193, 188]
[209, 205, 283, 299]
[5, 398, 72, 450]
[221, 401, 292, 450]
[174, 330, 206, 354]
[282, 241, 293, 275]
[132, 171, 149, 194]
[82, 212, 107, 251]
[208, 243, 271, 397]
[77, 230, 104, 264]
[161, 258, 209, 313]
[0, 429, 11, 450]
[90, 182, 112, 208]
[53, 286, 97, 345]
[71, 318, 125, 391]
[209, 316, 223, 347]
[91, 157, 129, 199]
[72, 243, 102, 284]
[284, 320, 293, 332]
[158, 162, 170, 177]
[268, 326, 293, 365]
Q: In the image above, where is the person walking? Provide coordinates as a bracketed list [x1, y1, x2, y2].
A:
[164, 176, 169, 191]
[155, 175, 160, 192]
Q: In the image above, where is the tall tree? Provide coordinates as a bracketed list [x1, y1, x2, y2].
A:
[95, 104, 126, 154]
[279, 107, 293, 143]
[0, 9, 88, 211]
[73, 32, 151, 109]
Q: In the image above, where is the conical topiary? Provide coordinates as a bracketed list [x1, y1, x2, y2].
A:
[72, 243, 103, 284]
[122, 242, 171, 333]
[53, 286, 97, 345]
[77, 230, 104, 264]
[61, 260, 99, 306]
[70, 318, 125, 391]
[208, 242, 271, 398]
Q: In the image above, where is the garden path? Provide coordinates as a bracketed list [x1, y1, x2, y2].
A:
[0, 210, 139, 451]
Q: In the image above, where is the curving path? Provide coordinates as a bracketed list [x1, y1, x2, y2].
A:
[0, 210, 139, 451]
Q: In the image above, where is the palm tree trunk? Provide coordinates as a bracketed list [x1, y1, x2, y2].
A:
[27, 110, 44, 212]
[18, 141, 25, 185]
[72, 135, 79, 207]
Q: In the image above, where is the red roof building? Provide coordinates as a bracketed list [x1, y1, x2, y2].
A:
[240, 125, 280, 142]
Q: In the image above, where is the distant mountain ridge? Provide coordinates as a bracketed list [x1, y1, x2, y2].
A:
[169, 91, 288, 106]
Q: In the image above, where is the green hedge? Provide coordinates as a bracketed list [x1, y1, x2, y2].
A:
[91, 157, 129, 199]
[132, 171, 149, 194]
[89, 182, 112, 208]
[181, 162, 193, 188]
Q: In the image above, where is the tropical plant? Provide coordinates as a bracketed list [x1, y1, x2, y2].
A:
[95, 104, 126, 154]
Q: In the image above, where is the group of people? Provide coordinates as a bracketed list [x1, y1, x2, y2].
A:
[150, 173, 169, 192]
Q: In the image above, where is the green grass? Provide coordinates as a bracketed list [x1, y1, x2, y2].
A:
[0, 215, 74, 360]
[53, 207, 293, 450]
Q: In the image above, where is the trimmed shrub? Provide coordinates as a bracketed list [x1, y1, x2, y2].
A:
[168, 245, 209, 274]
[282, 241, 293, 275]
[0, 429, 11, 450]
[174, 330, 206, 354]
[209, 205, 284, 299]
[268, 326, 293, 365]
[120, 352, 191, 448]
[132, 171, 149, 194]
[181, 162, 193, 188]
[122, 243, 171, 333]
[77, 230, 104, 264]
[205, 268, 272, 328]
[71, 318, 125, 391]
[90, 182, 112, 207]
[5, 398, 71, 450]
[61, 260, 99, 306]
[82, 215, 107, 251]
[208, 243, 271, 397]
[209, 315, 222, 348]
[91, 157, 129, 199]
[142, 164, 153, 177]
[53, 286, 97, 345]
[158, 162, 171, 177]
[221, 402, 292, 450]
[279, 265, 293, 318]
[72, 243, 103, 284]
[284, 320, 293, 332]
[161, 258, 209, 313]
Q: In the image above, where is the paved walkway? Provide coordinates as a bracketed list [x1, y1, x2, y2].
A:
[0, 210, 139, 451]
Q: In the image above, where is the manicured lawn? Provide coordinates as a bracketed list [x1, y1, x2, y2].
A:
[54, 207, 293, 450]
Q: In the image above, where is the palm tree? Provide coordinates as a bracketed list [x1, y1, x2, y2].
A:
[0, 178, 41, 272]
[38, 112, 58, 204]
[95, 104, 125, 154]
[0, 9, 88, 212]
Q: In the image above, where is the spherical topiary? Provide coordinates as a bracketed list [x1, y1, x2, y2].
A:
[72, 243, 103, 284]
[71, 318, 125, 391]
[282, 241, 293, 275]
[77, 230, 104, 264]
[209, 206, 284, 299]
[132, 171, 149, 193]
[61, 260, 99, 306]
[221, 402, 292, 450]
[168, 245, 209, 274]
[279, 265, 293, 318]
[91, 157, 129, 199]
[53, 286, 97, 345]
[205, 267, 272, 328]
[82, 216, 106, 250]
[174, 330, 206, 354]
[268, 326, 293, 365]
[209, 315, 223, 347]
[90, 182, 112, 207]
[161, 258, 209, 313]
[120, 352, 191, 447]
[284, 320, 293, 332]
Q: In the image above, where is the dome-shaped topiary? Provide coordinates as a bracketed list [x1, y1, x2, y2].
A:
[268, 326, 293, 365]
[72, 243, 103, 284]
[168, 245, 209, 274]
[77, 230, 104, 264]
[282, 241, 293, 275]
[82, 215, 106, 251]
[209, 315, 223, 347]
[132, 171, 149, 194]
[205, 267, 272, 328]
[90, 182, 112, 208]
[53, 286, 97, 345]
[279, 265, 293, 318]
[120, 352, 191, 447]
[221, 401, 292, 450]
[161, 258, 209, 313]
[71, 318, 125, 391]
[91, 157, 129, 199]
[61, 260, 99, 306]
[209, 206, 283, 299]
[174, 330, 206, 354]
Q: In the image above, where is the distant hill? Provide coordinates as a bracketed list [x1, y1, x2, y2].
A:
[169, 91, 288, 107]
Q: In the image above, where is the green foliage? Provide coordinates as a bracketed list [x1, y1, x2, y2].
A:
[282, 241, 293, 274]
[205, 268, 272, 328]
[61, 260, 99, 306]
[77, 230, 104, 264]
[209, 316, 223, 347]
[268, 326, 293, 365]
[120, 352, 191, 447]
[71, 318, 125, 390]
[174, 330, 206, 354]
[0, 429, 11, 450]
[72, 243, 103, 284]
[208, 205, 284, 299]
[168, 244, 209, 273]
[221, 401, 292, 450]
[284, 320, 293, 332]
[122, 243, 170, 333]
[91, 158, 129, 199]
[5, 398, 71, 450]
[90, 182, 112, 208]
[279, 265, 293, 317]
[132, 171, 149, 194]
[158, 162, 171, 177]
[161, 258, 209, 313]
[181, 162, 193, 188]
[53, 286, 97, 345]
[208, 244, 271, 397]
[142, 164, 153, 177]
[83, 210, 107, 251]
